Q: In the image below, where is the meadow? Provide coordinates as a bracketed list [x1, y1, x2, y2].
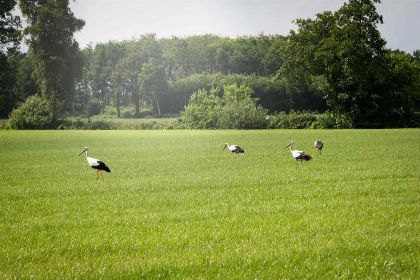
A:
[0, 129, 419, 279]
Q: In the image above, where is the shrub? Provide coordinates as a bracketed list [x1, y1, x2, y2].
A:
[181, 84, 268, 129]
[9, 95, 53, 129]
[103, 106, 117, 117]
[267, 111, 317, 129]
[312, 112, 353, 129]
[120, 107, 135, 118]
[181, 89, 222, 129]
[86, 100, 101, 117]
[218, 85, 268, 129]
[86, 119, 112, 130]
[0, 119, 9, 130]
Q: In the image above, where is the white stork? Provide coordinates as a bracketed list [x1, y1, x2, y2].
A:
[223, 143, 245, 156]
[79, 146, 111, 180]
[314, 140, 324, 155]
[284, 141, 312, 162]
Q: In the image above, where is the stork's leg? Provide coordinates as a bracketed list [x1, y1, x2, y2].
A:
[96, 170, 99, 180]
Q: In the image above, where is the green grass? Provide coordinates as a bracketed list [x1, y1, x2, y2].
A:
[0, 129, 419, 279]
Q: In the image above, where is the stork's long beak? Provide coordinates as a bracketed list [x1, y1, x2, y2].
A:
[78, 150, 84, 156]
[223, 145, 227, 151]
[284, 143, 291, 149]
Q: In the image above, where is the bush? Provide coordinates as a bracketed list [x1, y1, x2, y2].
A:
[102, 106, 117, 117]
[86, 119, 112, 130]
[102, 106, 137, 118]
[86, 100, 101, 117]
[120, 107, 135, 118]
[0, 119, 9, 130]
[181, 84, 268, 129]
[9, 95, 53, 129]
[181, 89, 222, 129]
[312, 112, 353, 129]
[267, 111, 317, 129]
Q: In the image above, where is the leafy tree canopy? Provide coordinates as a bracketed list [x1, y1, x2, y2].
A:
[19, 0, 85, 118]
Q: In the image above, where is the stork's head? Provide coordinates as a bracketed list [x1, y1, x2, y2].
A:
[79, 146, 88, 155]
[284, 141, 294, 149]
[223, 143, 228, 150]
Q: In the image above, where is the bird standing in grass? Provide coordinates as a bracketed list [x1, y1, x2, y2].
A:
[223, 143, 245, 156]
[314, 140, 324, 155]
[79, 146, 111, 180]
[284, 141, 312, 163]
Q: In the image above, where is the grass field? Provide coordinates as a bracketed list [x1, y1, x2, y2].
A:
[0, 129, 419, 279]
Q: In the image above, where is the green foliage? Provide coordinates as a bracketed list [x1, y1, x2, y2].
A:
[57, 117, 111, 130]
[181, 89, 222, 128]
[181, 84, 267, 129]
[0, 0, 22, 117]
[75, 35, 288, 117]
[19, 0, 85, 118]
[266, 111, 354, 129]
[138, 58, 168, 116]
[102, 106, 117, 117]
[86, 99, 101, 117]
[267, 111, 318, 129]
[171, 73, 319, 114]
[379, 50, 420, 127]
[0, 119, 9, 129]
[8, 95, 53, 129]
[277, 0, 415, 127]
[0, 0, 21, 54]
[312, 112, 354, 129]
[58, 116, 184, 130]
[217, 84, 268, 129]
[0, 130, 419, 278]
[0, 51, 38, 118]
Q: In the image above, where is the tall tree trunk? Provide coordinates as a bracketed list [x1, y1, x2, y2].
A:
[116, 92, 121, 118]
[134, 94, 140, 117]
[156, 95, 161, 116]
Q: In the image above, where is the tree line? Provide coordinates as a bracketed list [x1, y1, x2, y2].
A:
[1, 0, 419, 128]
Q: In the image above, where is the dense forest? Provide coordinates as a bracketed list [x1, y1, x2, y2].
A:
[1, 0, 420, 129]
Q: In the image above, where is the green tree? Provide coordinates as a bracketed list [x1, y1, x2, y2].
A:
[138, 59, 168, 116]
[181, 84, 267, 129]
[278, 0, 390, 126]
[9, 94, 53, 129]
[381, 50, 420, 127]
[0, 0, 21, 117]
[218, 84, 267, 129]
[0, 0, 21, 52]
[19, 0, 85, 119]
[181, 88, 222, 128]
[85, 41, 125, 113]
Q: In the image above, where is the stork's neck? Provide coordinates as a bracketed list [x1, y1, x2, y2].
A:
[84, 150, 89, 157]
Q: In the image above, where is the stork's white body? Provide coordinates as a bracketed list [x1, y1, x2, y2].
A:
[291, 149, 306, 160]
[79, 147, 111, 180]
[86, 155, 101, 168]
[227, 144, 239, 153]
[223, 143, 245, 156]
[285, 141, 312, 162]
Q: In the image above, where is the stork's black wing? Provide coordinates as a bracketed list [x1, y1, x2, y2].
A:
[296, 153, 312, 161]
[92, 161, 111, 172]
[234, 146, 245, 153]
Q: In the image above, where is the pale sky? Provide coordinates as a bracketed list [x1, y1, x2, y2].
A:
[70, 0, 420, 53]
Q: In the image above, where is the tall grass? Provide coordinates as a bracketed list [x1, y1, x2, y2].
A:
[0, 130, 419, 278]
